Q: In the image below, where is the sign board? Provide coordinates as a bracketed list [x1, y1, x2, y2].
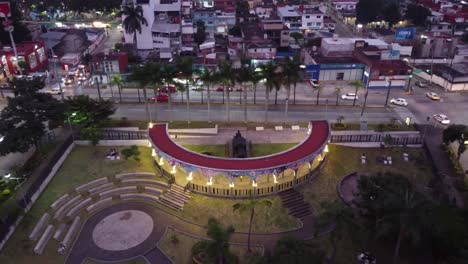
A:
[395, 28, 416, 40]
[0, 2, 10, 18]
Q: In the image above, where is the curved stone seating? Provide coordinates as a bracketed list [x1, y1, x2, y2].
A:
[120, 193, 159, 203]
[54, 195, 83, 220]
[143, 186, 163, 195]
[34, 224, 54, 255]
[50, 194, 70, 211]
[86, 197, 113, 214]
[75, 177, 108, 193]
[121, 179, 169, 189]
[115, 172, 155, 180]
[29, 213, 50, 241]
[99, 186, 138, 198]
[65, 198, 93, 218]
[53, 223, 67, 241]
[60, 216, 81, 252]
[88, 182, 114, 195]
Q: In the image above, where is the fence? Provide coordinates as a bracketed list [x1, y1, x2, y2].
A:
[186, 157, 327, 199]
[100, 129, 147, 140]
[330, 132, 422, 145]
[0, 136, 73, 249]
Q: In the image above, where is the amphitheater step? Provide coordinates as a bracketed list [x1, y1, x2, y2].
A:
[278, 189, 312, 219]
[157, 184, 191, 211]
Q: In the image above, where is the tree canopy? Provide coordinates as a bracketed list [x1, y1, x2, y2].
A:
[356, 0, 383, 24]
[0, 78, 66, 155]
[0, 1, 31, 45]
[405, 4, 431, 26]
[65, 95, 115, 127]
[383, 3, 401, 27]
[194, 20, 207, 46]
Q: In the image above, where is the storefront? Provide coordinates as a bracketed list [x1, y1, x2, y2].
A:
[0, 41, 48, 78]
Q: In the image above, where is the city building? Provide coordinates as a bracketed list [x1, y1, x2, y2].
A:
[277, 5, 302, 30]
[301, 7, 325, 30]
[0, 41, 48, 77]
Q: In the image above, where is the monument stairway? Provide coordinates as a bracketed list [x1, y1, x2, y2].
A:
[158, 184, 191, 211]
[278, 189, 312, 219]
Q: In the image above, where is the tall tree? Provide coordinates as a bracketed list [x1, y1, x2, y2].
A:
[191, 218, 237, 264]
[283, 55, 303, 105]
[65, 95, 115, 127]
[235, 0, 250, 17]
[217, 61, 235, 123]
[233, 198, 272, 251]
[147, 62, 163, 123]
[349, 80, 363, 106]
[194, 20, 206, 46]
[120, 2, 148, 51]
[443, 124, 468, 160]
[314, 84, 322, 105]
[356, 0, 383, 24]
[334, 87, 342, 106]
[129, 64, 152, 122]
[199, 67, 217, 123]
[0, 78, 66, 155]
[160, 65, 178, 122]
[177, 57, 194, 124]
[259, 62, 280, 123]
[111, 74, 124, 103]
[405, 4, 431, 26]
[383, 3, 401, 28]
[235, 65, 253, 124]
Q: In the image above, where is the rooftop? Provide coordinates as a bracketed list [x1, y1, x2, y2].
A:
[277, 6, 301, 17]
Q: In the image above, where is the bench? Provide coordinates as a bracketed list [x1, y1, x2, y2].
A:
[86, 197, 113, 213]
[53, 223, 67, 241]
[88, 182, 114, 195]
[61, 216, 81, 251]
[50, 194, 70, 211]
[34, 225, 54, 255]
[255, 126, 264, 131]
[99, 186, 138, 198]
[115, 172, 155, 180]
[120, 193, 159, 203]
[29, 213, 50, 240]
[291, 125, 300, 131]
[275, 126, 283, 131]
[144, 186, 163, 195]
[66, 198, 92, 218]
[54, 195, 83, 220]
[121, 179, 169, 188]
[75, 177, 108, 193]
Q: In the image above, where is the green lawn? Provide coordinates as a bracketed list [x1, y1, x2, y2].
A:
[300, 145, 433, 215]
[183, 144, 226, 157]
[250, 143, 298, 157]
[159, 228, 262, 264]
[0, 146, 163, 264]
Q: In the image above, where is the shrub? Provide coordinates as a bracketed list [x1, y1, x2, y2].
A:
[170, 234, 179, 245]
[121, 145, 141, 162]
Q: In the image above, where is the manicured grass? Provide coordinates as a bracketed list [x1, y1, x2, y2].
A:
[0, 146, 163, 264]
[183, 144, 226, 157]
[250, 143, 298, 157]
[159, 228, 262, 264]
[331, 122, 417, 131]
[179, 193, 300, 233]
[300, 145, 434, 215]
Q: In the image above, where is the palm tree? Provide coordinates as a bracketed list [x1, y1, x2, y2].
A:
[129, 64, 151, 122]
[259, 62, 280, 123]
[232, 198, 272, 251]
[334, 87, 342, 106]
[235, 65, 253, 124]
[250, 67, 261, 105]
[191, 218, 237, 264]
[217, 61, 235, 122]
[111, 74, 124, 103]
[160, 65, 178, 122]
[147, 62, 163, 123]
[314, 84, 322, 105]
[119, 2, 148, 52]
[177, 57, 194, 124]
[349, 80, 363, 106]
[283, 55, 302, 105]
[199, 67, 216, 123]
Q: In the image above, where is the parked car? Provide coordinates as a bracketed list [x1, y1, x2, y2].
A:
[426, 92, 440, 100]
[216, 86, 233, 92]
[433, 114, 450, 125]
[341, 93, 358, 100]
[150, 93, 169, 102]
[415, 81, 428, 88]
[159, 85, 177, 93]
[390, 98, 408, 106]
[310, 79, 319, 88]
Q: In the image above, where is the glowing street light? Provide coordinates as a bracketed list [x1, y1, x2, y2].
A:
[187, 172, 193, 181]
[171, 165, 176, 174]
[229, 182, 234, 188]
[159, 157, 164, 165]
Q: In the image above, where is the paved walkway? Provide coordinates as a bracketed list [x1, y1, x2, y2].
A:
[66, 202, 315, 264]
[420, 125, 465, 207]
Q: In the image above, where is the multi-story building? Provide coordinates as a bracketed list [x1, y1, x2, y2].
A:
[261, 17, 290, 47]
[301, 8, 325, 30]
[122, 0, 182, 59]
[193, 9, 217, 36]
[277, 5, 302, 30]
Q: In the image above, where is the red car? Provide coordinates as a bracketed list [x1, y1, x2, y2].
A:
[159, 85, 177, 93]
[216, 86, 233, 92]
[150, 93, 169, 102]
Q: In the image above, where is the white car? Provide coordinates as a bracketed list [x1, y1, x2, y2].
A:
[426, 92, 440, 100]
[390, 98, 408, 106]
[310, 80, 319, 88]
[47, 87, 62, 95]
[341, 93, 358, 100]
[433, 114, 450, 125]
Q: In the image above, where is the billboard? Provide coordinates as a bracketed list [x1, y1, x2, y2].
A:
[395, 28, 416, 40]
[0, 2, 10, 18]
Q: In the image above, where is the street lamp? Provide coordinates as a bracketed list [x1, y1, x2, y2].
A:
[67, 112, 76, 141]
[0, 136, 4, 142]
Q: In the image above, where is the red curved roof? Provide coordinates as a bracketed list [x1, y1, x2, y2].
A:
[149, 121, 329, 171]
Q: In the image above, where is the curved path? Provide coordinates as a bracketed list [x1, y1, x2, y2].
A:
[65, 202, 315, 264]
